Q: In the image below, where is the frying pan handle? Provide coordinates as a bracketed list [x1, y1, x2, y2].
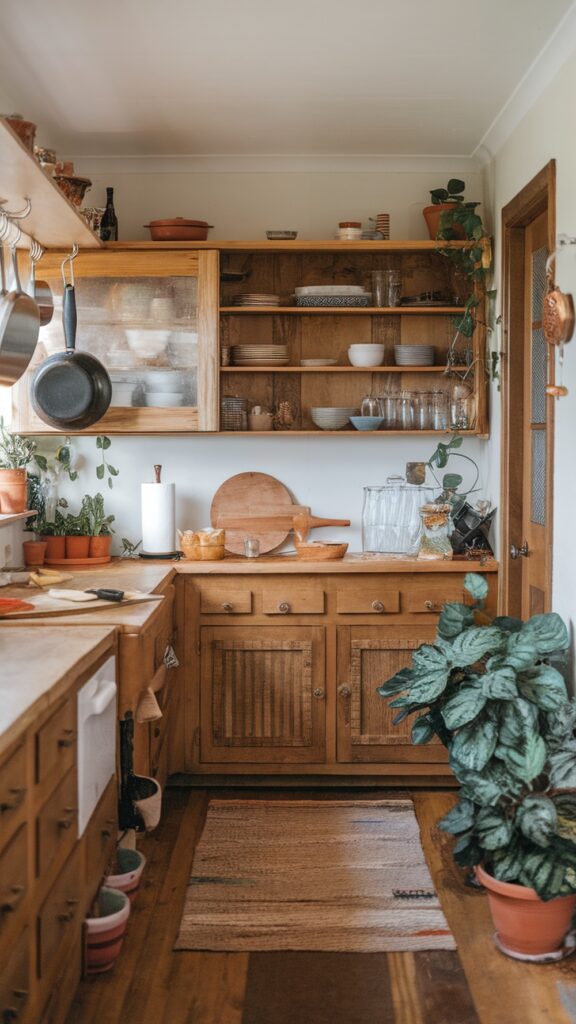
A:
[63, 284, 77, 352]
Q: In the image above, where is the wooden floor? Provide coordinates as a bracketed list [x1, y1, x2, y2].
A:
[66, 788, 576, 1024]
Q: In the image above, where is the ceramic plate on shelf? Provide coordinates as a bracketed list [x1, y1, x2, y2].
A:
[300, 358, 338, 366]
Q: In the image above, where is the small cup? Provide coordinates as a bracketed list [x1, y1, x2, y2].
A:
[244, 538, 260, 558]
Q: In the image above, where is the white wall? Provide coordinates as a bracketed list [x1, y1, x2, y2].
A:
[483, 49, 576, 633]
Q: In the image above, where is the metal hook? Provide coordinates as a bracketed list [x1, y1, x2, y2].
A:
[546, 234, 576, 278]
[0, 197, 32, 221]
[61, 243, 78, 288]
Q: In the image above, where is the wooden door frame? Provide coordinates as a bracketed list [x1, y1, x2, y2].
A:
[500, 160, 556, 615]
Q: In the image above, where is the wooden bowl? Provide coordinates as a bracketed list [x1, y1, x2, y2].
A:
[294, 541, 348, 561]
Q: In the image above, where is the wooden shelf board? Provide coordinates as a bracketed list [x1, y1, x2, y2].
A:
[221, 365, 468, 373]
[0, 120, 102, 249]
[0, 510, 36, 527]
[219, 306, 464, 315]
[105, 239, 474, 253]
[218, 429, 484, 436]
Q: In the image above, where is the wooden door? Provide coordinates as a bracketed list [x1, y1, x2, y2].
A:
[200, 626, 326, 764]
[501, 163, 555, 616]
[336, 625, 446, 763]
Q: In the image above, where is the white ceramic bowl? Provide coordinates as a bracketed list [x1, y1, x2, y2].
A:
[110, 382, 135, 407]
[143, 370, 186, 392]
[125, 329, 170, 359]
[310, 406, 357, 430]
[348, 344, 385, 367]
[144, 391, 184, 407]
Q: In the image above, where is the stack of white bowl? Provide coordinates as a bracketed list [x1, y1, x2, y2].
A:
[310, 406, 357, 430]
[394, 345, 435, 366]
[143, 370, 186, 407]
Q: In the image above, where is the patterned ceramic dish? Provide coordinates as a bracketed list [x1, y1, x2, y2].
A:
[295, 295, 371, 307]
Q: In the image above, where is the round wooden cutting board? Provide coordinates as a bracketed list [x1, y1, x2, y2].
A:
[210, 472, 298, 554]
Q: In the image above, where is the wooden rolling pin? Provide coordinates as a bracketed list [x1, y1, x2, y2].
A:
[213, 510, 350, 536]
[292, 512, 351, 542]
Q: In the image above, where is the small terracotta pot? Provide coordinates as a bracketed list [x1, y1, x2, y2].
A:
[89, 534, 112, 559]
[422, 203, 466, 240]
[22, 540, 47, 566]
[0, 468, 27, 514]
[105, 849, 146, 904]
[65, 535, 90, 558]
[3, 115, 37, 151]
[476, 864, 576, 956]
[42, 535, 66, 560]
[85, 887, 131, 974]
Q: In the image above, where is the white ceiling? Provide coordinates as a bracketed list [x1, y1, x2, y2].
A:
[0, 0, 574, 158]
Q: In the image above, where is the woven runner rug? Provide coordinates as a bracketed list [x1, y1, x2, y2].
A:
[174, 799, 455, 952]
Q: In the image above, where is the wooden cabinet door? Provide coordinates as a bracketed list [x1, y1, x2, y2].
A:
[336, 625, 447, 764]
[200, 626, 326, 764]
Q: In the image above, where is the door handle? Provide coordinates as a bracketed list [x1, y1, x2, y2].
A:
[510, 541, 529, 559]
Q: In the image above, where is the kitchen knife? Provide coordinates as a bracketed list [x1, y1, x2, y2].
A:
[85, 588, 125, 602]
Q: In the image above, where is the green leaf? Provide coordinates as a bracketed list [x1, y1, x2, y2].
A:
[108, 477, 113, 490]
[438, 797, 475, 835]
[460, 762, 523, 806]
[518, 664, 567, 711]
[548, 742, 576, 788]
[448, 436, 464, 449]
[492, 615, 523, 633]
[442, 472, 462, 490]
[463, 573, 489, 601]
[517, 796, 557, 849]
[108, 464, 119, 476]
[408, 645, 451, 702]
[411, 715, 435, 745]
[437, 602, 474, 639]
[96, 464, 105, 479]
[96, 436, 103, 449]
[453, 833, 482, 867]
[377, 666, 413, 698]
[521, 612, 569, 656]
[442, 681, 487, 730]
[475, 807, 513, 851]
[498, 697, 538, 748]
[34, 454, 48, 471]
[505, 733, 547, 784]
[483, 667, 518, 700]
[449, 626, 504, 667]
[501, 632, 538, 671]
[101, 436, 112, 450]
[519, 850, 568, 901]
[544, 703, 576, 747]
[430, 188, 449, 203]
[491, 838, 525, 883]
[451, 716, 498, 772]
[447, 178, 465, 195]
[69, 470, 78, 481]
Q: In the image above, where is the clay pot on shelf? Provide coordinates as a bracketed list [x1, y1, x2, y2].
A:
[105, 848, 146, 904]
[1, 114, 36, 151]
[22, 540, 47, 567]
[42, 535, 66, 560]
[65, 535, 90, 558]
[89, 534, 112, 559]
[422, 203, 466, 240]
[0, 468, 28, 514]
[85, 887, 131, 974]
[476, 865, 576, 958]
[144, 218, 213, 241]
[53, 174, 92, 208]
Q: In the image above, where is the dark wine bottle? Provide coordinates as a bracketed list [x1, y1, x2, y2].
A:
[100, 187, 118, 241]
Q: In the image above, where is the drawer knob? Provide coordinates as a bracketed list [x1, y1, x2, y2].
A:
[221, 602, 233, 612]
[313, 688, 325, 700]
[101, 828, 113, 839]
[58, 728, 76, 748]
[371, 600, 385, 613]
[1, 885, 24, 914]
[58, 808, 76, 830]
[338, 685, 351, 698]
[278, 602, 290, 614]
[0, 787, 26, 813]
[424, 599, 441, 612]
[58, 910, 75, 924]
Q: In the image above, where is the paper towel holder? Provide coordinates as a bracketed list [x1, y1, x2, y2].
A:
[139, 462, 183, 560]
[154, 464, 162, 483]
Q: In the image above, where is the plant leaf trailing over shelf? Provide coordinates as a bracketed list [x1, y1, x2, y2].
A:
[377, 572, 575, 901]
[96, 435, 119, 489]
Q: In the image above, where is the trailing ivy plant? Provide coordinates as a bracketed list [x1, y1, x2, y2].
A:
[96, 436, 119, 489]
[427, 435, 479, 509]
[377, 573, 576, 901]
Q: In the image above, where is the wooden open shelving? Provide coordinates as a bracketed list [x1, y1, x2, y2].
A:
[222, 365, 469, 373]
[220, 305, 465, 315]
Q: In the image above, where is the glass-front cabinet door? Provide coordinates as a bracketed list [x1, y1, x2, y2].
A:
[12, 247, 219, 433]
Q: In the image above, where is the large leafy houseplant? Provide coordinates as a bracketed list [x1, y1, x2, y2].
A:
[377, 573, 575, 903]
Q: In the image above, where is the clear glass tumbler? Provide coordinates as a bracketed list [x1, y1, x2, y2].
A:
[414, 392, 431, 430]
[360, 394, 383, 417]
[371, 270, 401, 307]
[379, 393, 397, 429]
[430, 391, 449, 431]
[398, 391, 415, 430]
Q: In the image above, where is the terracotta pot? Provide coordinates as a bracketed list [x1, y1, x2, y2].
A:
[85, 887, 131, 974]
[422, 203, 466, 240]
[0, 468, 27, 514]
[89, 534, 112, 559]
[22, 540, 47, 567]
[42, 535, 66, 560]
[144, 218, 213, 241]
[476, 864, 576, 956]
[105, 849, 146, 904]
[2, 115, 36, 151]
[65, 535, 90, 558]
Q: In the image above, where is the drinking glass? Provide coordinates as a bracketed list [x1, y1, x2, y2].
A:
[379, 393, 397, 429]
[430, 391, 449, 431]
[360, 394, 383, 417]
[413, 392, 431, 430]
[371, 270, 401, 307]
[398, 392, 415, 430]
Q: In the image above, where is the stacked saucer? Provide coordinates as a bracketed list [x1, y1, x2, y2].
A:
[232, 344, 289, 366]
[233, 293, 280, 307]
[394, 345, 435, 366]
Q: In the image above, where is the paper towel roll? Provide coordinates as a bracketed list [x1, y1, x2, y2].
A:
[141, 481, 175, 553]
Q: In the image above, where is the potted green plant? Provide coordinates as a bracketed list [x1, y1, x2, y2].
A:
[377, 572, 576, 960]
[64, 507, 91, 559]
[39, 508, 69, 560]
[0, 421, 37, 514]
[422, 178, 472, 239]
[81, 493, 115, 559]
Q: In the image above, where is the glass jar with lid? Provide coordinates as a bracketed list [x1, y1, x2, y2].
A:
[417, 503, 453, 560]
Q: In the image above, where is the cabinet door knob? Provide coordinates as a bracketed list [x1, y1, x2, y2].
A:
[510, 541, 529, 560]
[371, 600, 385, 613]
[278, 601, 290, 614]
[424, 599, 441, 612]
[338, 685, 351, 698]
[313, 688, 325, 700]
[58, 728, 76, 748]
[1, 885, 24, 913]
[58, 910, 75, 924]
[221, 602, 233, 612]
[0, 787, 26, 813]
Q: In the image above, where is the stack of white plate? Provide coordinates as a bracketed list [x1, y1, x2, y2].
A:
[295, 286, 366, 296]
[232, 345, 289, 366]
[233, 293, 280, 306]
[310, 406, 357, 430]
[394, 345, 435, 366]
[143, 369, 186, 407]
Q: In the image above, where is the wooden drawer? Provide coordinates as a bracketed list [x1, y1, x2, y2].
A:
[36, 697, 76, 787]
[262, 587, 325, 615]
[37, 767, 77, 880]
[403, 586, 466, 614]
[84, 777, 117, 908]
[337, 588, 400, 615]
[200, 588, 253, 615]
[0, 927, 29, 1024]
[0, 742, 27, 848]
[38, 845, 81, 979]
[0, 825, 28, 940]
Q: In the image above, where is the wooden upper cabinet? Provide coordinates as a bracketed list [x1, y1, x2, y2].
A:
[12, 247, 219, 434]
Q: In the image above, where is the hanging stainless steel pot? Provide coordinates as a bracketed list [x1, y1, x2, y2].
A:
[0, 221, 40, 386]
[29, 239, 53, 327]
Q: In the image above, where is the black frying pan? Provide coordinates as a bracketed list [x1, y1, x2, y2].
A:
[30, 279, 111, 429]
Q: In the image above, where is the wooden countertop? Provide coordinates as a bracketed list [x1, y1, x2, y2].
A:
[172, 553, 499, 574]
[0, 627, 116, 757]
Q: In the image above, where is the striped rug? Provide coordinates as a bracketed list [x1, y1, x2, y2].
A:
[174, 799, 456, 952]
